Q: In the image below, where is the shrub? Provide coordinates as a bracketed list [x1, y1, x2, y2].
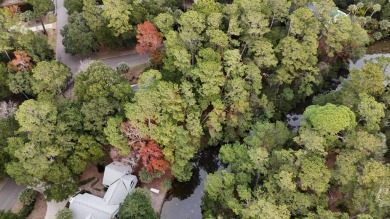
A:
[18, 203, 34, 219]
[139, 167, 153, 183]
[116, 62, 130, 74]
[56, 208, 72, 219]
[0, 210, 19, 219]
[19, 188, 36, 206]
[118, 188, 157, 219]
[161, 179, 172, 191]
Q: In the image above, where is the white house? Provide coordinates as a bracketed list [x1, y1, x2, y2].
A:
[69, 162, 137, 219]
[102, 162, 132, 187]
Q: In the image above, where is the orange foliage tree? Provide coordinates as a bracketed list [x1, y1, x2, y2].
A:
[9, 51, 32, 71]
[135, 21, 163, 56]
[134, 140, 170, 173]
[114, 121, 170, 174]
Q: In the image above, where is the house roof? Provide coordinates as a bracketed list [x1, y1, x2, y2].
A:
[69, 193, 119, 219]
[103, 175, 138, 205]
[102, 162, 132, 187]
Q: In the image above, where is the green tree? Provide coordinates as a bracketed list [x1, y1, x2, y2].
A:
[24, 0, 54, 35]
[31, 61, 71, 96]
[102, 0, 133, 36]
[61, 12, 98, 55]
[75, 61, 133, 142]
[55, 208, 72, 219]
[118, 188, 157, 219]
[0, 116, 18, 179]
[64, 0, 84, 15]
[6, 99, 104, 201]
[0, 64, 12, 100]
[15, 32, 54, 62]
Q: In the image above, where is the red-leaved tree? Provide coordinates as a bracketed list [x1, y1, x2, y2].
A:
[8, 51, 32, 71]
[133, 140, 169, 174]
[135, 21, 163, 56]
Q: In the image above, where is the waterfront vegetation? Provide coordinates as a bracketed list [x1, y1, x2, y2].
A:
[0, 0, 389, 218]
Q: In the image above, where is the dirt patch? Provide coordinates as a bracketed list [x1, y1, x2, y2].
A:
[328, 186, 342, 212]
[47, 28, 57, 52]
[326, 152, 338, 169]
[77, 163, 109, 198]
[11, 200, 23, 214]
[124, 63, 148, 84]
[139, 170, 174, 214]
[27, 192, 47, 219]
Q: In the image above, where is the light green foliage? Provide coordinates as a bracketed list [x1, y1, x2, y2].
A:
[243, 198, 290, 219]
[31, 61, 71, 96]
[55, 208, 73, 219]
[61, 12, 97, 55]
[269, 0, 291, 27]
[7, 99, 104, 201]
[82, 0, 105, 32]
[302, 104, 356, 134]
[153, 13, 175, 36]
[193, 0, 222, 15]
[104, 117, 129, 154]
[350, 63, 386, 95]
[357, 93, 385, 131]
[102, 0, 133, 36]
[118, 188, 157, 219]
[299, 156, 331, 193]
[324, 16, 369, 58]
[124, 70, 199, 181]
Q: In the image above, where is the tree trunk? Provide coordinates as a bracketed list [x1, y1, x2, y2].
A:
[4, 51, 11, 61]
[270, 13, 275, 28]
[40, 17, 48, 35]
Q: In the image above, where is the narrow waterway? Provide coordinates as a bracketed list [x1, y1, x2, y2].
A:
[160, 147, 224, 219]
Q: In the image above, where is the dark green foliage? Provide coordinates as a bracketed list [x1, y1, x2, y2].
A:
[0, 117, 18, 179]
[75, 61, 133, 142]
[55, 208, 72, 219]
[61, 12, 97, 55]
[116, 62, 130, 74]
[64, 0, 84, 15]
[18, 203, 34, 219]
[118, 188, 157, 219]
[0, 64, 12, 100]
[77, 177, 95, 186]
[15, 32, 54, 62]
[18, 188, 37, 206]
[0, 210, 19, 219]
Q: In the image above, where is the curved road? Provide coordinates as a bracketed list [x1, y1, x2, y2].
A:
[0, 178, 25, 211]
[55, 0, 149, 74]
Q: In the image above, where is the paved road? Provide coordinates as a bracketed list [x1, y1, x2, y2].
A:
[55, 0, 149, 73]
[56, 0, 80, 73]
[0, 178, 25, 211]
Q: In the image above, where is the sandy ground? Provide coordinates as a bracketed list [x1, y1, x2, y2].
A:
[139, 170, 174, 214]
[27, 193, 47, 219]
[77, 164, 106, 198]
